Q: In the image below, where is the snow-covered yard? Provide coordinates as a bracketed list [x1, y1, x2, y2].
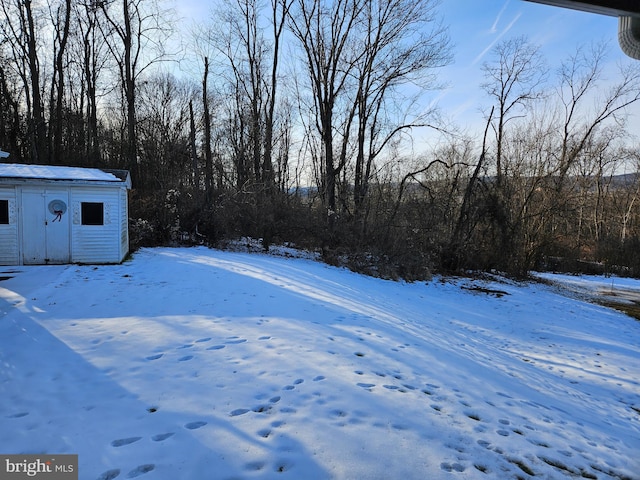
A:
[1, 247, 638, 479]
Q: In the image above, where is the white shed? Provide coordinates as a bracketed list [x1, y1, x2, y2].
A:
[0, 163, 131, 265]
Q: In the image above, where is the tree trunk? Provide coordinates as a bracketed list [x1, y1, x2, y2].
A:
[201, 57, 216, 191]
[189, 100, 200, 188]
[50, 0, 72, 164]
[25, 0, 47, 163]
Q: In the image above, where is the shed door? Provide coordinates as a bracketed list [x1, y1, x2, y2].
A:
[22, 190, 70, 264]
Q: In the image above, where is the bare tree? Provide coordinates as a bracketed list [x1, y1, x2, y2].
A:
[48, 0, 72, 164]
[0, 53, 22, 157]
[212, 0, 291, 188]
[619, 150, 640, 245]
[188, 99, 199, 188]
[289, 0, 366, 227]
[540, 44, 640, 267]
[221, 0, 264, 183]
[74, 0, 109, 163]
[136, 72, 196, 189]
[352, 0, 450, 217]
[555, 43, 640, 185]
[470, 40, 640, 274]
[290, 0, 450, 239]
[0, 0, 47, 162]
[201, 56, 216, 190]
[478, 37, 546, 273]
[97, 0, 174, 184]
[481, 36, 546, 187]
[263, 0, 292, 185]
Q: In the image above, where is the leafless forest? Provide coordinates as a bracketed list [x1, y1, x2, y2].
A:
[2, 0, 640, 278]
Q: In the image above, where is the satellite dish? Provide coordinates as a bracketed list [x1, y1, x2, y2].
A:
[48, 200, 68, 215]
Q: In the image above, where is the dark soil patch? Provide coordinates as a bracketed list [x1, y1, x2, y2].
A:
[461, 286, 509, 297]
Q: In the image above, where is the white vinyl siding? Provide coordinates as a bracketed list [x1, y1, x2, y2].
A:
[0, 188, 18, 264]
[71, 188, 123, 264]
[120, 188, 129, 259]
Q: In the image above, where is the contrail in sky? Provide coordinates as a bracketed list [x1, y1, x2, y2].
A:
[491, 0, 511, 33]
[473, 11, 522, 65]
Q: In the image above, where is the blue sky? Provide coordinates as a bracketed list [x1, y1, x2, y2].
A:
[436, 0, 627, 132]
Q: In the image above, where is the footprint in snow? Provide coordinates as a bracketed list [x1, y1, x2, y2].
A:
[7, 412, 29, 418]
[96, 469, 120, 480]
[391, 423, 409, 431]
[111, 437, 142, 447]
[126, 464, 154, 478]
[195, 337, 211, 343]
[178, 355, 193, 362]
[313, 375, 326, 382]
[151, 432, 174, 442]
[357, 383, 376, 390]
[206, 345, 225, 350]
[477, 439, 491, 449]
[145, 353, 163, 361]
[529, 439, 550, 448]
[466, 412, 482, 421]
[184, 421, 207, 430]
[245, 460, 266, 471]
[274, 460, 294, 473]
[441, 462, 465, 473]
[225, 338, 247, 345]
[230, 408, 250, 417]
[252, 404, 273, 413]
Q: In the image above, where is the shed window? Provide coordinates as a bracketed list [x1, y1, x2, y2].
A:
[0, 200, 8, 224]
[81, 202, 104, 225]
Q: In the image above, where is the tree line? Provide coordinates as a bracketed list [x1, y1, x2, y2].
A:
[2, 0, 640, 278]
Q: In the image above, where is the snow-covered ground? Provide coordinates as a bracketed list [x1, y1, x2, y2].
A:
[535, 271, 640, 307]
[1, 247, 639, 480]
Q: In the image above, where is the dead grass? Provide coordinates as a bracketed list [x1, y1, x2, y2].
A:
[598, 300, 640, 321]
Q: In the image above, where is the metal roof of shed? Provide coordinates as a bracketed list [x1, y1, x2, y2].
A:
[0, 163, 131, 188]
